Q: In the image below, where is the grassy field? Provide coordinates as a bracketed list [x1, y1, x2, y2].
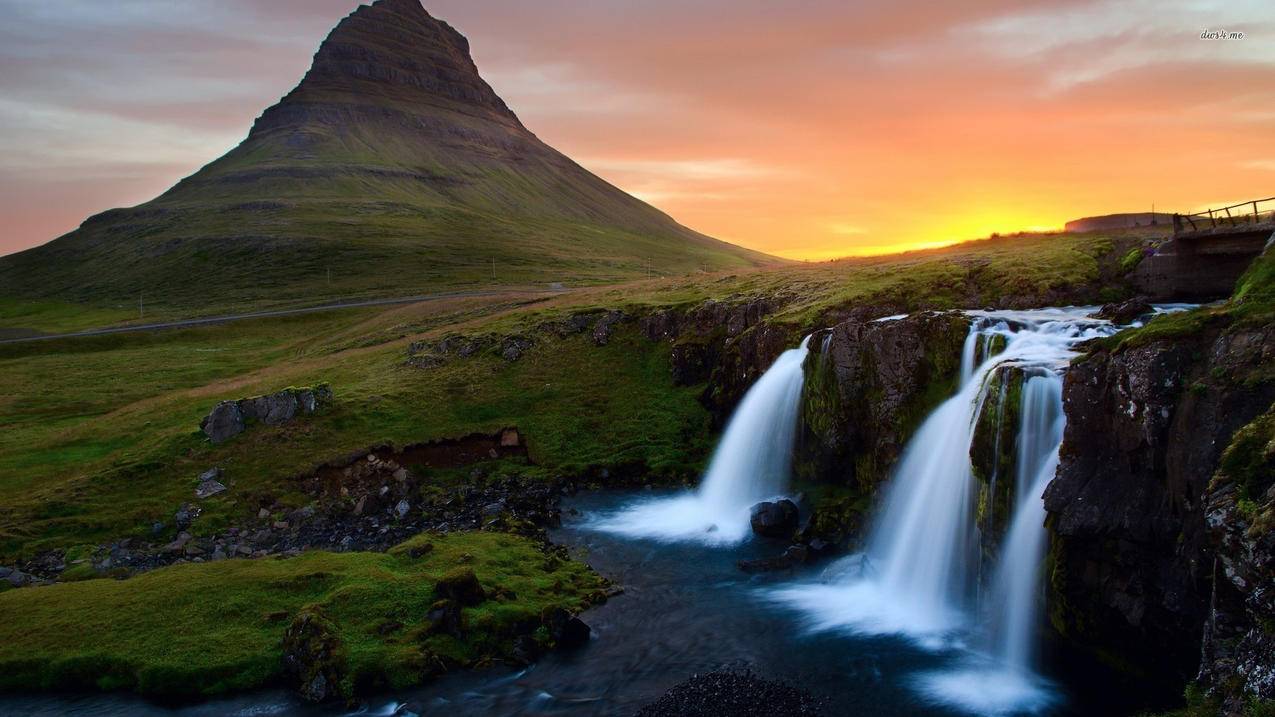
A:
[0, 530, 605, 698]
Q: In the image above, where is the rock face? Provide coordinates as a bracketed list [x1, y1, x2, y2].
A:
[640, 297, 801, 428]
[1201, 405, 1275, 714]
[796, 312, 970, 493]
[199, 385, 333, 443]
[749, 500, 799, 538]
[1044, 322, 1275, 697]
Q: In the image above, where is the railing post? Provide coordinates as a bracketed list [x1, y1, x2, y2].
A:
[1256, 201, 1261, 224]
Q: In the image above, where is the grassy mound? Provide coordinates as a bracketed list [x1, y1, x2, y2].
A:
[0, 531, 604, 699]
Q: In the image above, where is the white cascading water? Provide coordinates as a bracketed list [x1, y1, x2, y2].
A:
[987, 374, 1065, 671]
[589, 336, 811, 544]
[770, 307, 1137, 715]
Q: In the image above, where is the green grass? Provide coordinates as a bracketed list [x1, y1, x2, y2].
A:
[0, 531, 603, 698]
[0, 298, 134, 335]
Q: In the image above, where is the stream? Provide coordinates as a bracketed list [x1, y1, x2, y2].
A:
[5, 490, 1137, 717]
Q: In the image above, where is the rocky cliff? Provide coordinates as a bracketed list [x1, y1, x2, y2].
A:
[1044, 252, 1275, 710]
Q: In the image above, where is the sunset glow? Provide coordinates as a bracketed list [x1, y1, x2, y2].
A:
[1, 0, 1272, 260]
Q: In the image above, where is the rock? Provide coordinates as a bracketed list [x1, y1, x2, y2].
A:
[394, 499, 410, 518]
[499, 428, 521, 447]
[200, 385, 332, 442]
[173, 504, 196, 530]
[669, 341, 717, 386]
[541, 606, 590, 649]
[636, 668, 824, 717]
[435, 567, 485, 606]
[1094, 298, 1153, 325]
[200, 401, 244, 444]
[195, 479, 227, 500]
[4, 569, 31, 588]
[738, 543, 811, 573]
[749, 500, 799, 538]
[423, 599, 464, 637]
[198, 467, 223, 483]
[244, 391, 298, 425]
[164, 532, 192, 553]
[591, 310, 625, 346]
[500, 336, 533, 361]
[282, 609, 348, 703]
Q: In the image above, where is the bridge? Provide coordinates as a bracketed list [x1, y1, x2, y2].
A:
[1134, 197, 1273, 299]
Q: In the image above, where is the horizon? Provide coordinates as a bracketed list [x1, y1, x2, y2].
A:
[1, 0, 1272, 261]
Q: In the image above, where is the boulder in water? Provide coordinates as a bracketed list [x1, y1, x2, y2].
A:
[750, 500, 799, 538]
[1093, 298, 1152, 325]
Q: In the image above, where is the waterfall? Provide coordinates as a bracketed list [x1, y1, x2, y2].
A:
[589, 336, 811, 544]
[987, 374, 1065, 672]
[698, 336, 812, 518]
[769, 307, 1132, 714]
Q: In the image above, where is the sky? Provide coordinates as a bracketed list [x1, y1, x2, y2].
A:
[1, 0, 1273, 260]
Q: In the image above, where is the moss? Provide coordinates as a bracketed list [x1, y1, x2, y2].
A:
[1120, 247, 1146, 274]
[1217, 406, 1275, 503]
[0, 531, 604, 699]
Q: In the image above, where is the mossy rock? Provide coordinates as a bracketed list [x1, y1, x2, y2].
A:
[282, 608, 349, 703]
[434, 567, 486, 607]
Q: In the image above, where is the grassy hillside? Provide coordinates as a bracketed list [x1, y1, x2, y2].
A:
[0, 0, 773, 318]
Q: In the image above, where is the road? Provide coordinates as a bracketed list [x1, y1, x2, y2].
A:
[0, 289, 558, 345]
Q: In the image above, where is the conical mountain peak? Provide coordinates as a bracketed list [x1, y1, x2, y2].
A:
[0, 2, 773, 310]
[251, 0, 522, 139]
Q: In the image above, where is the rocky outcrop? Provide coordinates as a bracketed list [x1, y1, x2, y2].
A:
[797, 312, 970, 493]
[1044, 322, 1275, 696]
[200, 385, 333, 443]
[970, 365, 1025, 567]
[282, 609, 349, 703]
[640, 297, 798, 425]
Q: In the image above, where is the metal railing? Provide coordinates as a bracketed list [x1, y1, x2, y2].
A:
[1174, 196, 1275, 235]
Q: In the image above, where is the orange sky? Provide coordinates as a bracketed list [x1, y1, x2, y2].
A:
[1, 0, 1272, 259]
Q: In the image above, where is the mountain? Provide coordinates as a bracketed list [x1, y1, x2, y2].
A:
[0, 0, 775, 312]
